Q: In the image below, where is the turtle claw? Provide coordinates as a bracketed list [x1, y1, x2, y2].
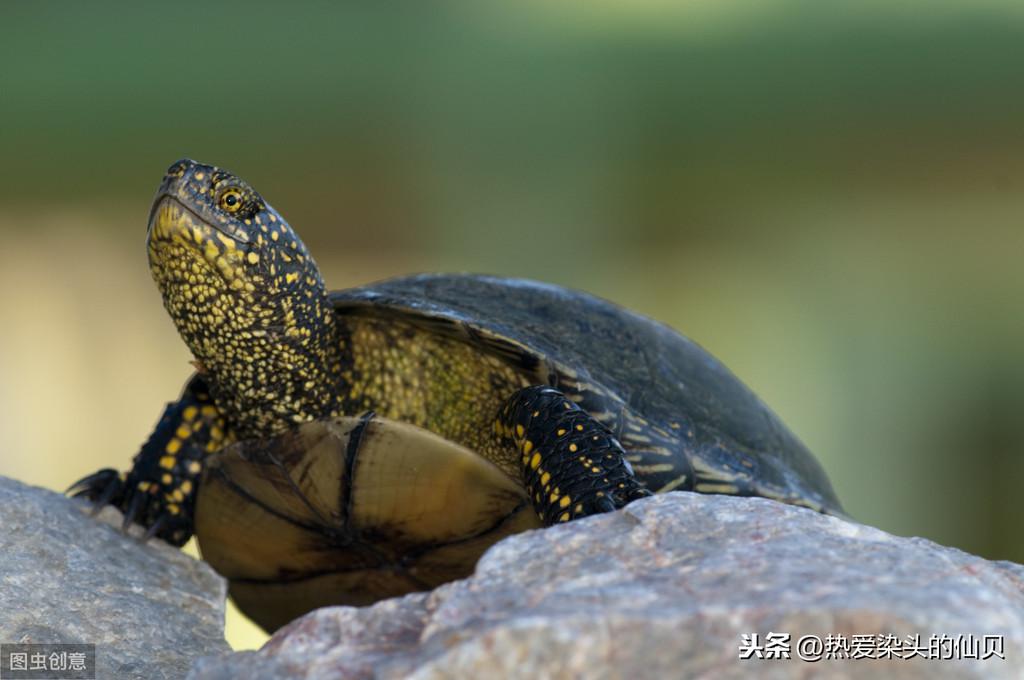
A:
[144, 514, 168, 541]
[593, 495, 618, 514]
[66, 467, 118, 497]
[121, 488, 147, 531]
[142, 508, 192, 547]
[67, 468, 126, 515]
[91, 482, 122, 517]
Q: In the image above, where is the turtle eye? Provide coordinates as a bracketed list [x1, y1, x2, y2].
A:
[218, 189, 243, 213]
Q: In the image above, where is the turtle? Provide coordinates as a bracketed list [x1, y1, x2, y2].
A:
[70, 159, 843, 633]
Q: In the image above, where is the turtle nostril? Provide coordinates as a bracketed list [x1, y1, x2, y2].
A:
[165, 159, 194, 179]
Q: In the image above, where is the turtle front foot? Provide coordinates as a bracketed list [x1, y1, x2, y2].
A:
[67, 378, 231, 546]
[498, 385, 652, 526]
[68, 464, 198, 547]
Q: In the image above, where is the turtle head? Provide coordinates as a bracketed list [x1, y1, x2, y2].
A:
[148, 158, 306, 267]
[147, 159, 342, 438]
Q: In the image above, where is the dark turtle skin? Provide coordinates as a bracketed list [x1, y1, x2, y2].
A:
[69, 159, 842, 632]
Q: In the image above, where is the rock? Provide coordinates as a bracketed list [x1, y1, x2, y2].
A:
[0, 476, 229, 679]
[190, 492, 1023, 679]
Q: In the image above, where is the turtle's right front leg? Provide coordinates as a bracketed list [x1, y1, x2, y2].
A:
[68, 375, 231, 546]
[497, 386, 651, 525]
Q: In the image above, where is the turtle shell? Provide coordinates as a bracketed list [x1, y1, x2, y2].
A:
[329, 274, 842, 513]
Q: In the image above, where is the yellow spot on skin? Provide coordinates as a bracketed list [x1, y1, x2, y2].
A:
[181, 480, 193, 494]
[559, 495, 571, 508]
[569, 443, 578, 453]
[541, 472, 551, 486]
[530, 452, 541, 469]
[171, 489, 185, 502]
[559, 512, 570, 522]
[168, 504, 180, 515]
[201, 406, 217, 418]
[557, 428, 566, 436]
[159, 456, 176, 470]
[522, 440, 533, 455]
[195, 172, 205, 180]
[575, 503, 583, 513]
[515, 424, 525, 438]
[576, 424, 584, 431]
[188, 461, 202, 474]
[175, 425, 191, 439]
[550, 492, 560, 502]
[247, 252, 260, 265]
[285, 272, 299, 284]
[161, 474, 172, 485]
[165, 439, 182, 454]
[182, 406, 198, 421]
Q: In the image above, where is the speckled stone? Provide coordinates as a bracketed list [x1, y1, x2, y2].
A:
[0, 476, 229, 679]
[190, 492, 1024, 680]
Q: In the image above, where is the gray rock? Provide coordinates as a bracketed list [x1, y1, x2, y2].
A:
[190, 492, 1023, 680]
[0, 476, 229, 679]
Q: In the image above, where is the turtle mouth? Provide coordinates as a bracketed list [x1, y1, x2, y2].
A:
[147, 194, 249, 246]
[148, 195, 207, 244]
[147, 196, 249, 286]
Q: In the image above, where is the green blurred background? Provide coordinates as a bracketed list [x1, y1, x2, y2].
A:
[1, 0, 1022, 650]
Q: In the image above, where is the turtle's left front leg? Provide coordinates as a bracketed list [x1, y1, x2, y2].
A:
[68, 375, 229, 546]
[497, 386, 651, 525]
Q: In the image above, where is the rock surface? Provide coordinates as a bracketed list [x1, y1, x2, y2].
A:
[0, 476, 229, 679]
[190, 492, 1023, 680]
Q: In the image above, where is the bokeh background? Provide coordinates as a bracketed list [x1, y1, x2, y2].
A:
[1, 1, 1022, 650]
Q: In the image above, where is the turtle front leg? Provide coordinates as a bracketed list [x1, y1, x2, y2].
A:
[497, 386, 651, 525]
[67, 376, 231, 546]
